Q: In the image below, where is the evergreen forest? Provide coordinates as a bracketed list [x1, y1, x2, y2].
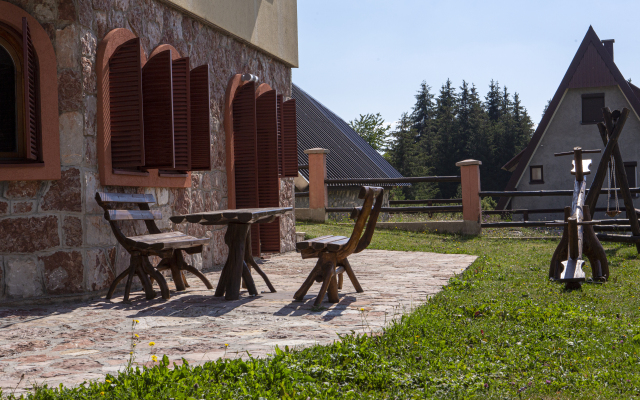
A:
[386, 79, 535, 200]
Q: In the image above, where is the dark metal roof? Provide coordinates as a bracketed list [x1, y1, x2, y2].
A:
[498, 26, 640, 209]
[292, 84, 405, 187]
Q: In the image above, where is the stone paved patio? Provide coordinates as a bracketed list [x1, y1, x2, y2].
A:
[0, 249, 476, 393]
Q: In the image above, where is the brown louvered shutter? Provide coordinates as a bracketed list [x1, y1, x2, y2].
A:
[276, 94, 284, 177]
[256, 89, 281, 253]
[22, 17, 39, 161]
[108, 38, 144, 168]
[282, 98, 298, 177]
[142, 50, 174, 169]
[232, 81, 260, 255]
[189, 65, 211, 170]
[170, 57, 190, 171]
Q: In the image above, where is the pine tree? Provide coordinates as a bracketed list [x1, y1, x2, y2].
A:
[432, 79, 460, 198]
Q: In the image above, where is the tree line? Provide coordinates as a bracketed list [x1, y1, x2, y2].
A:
[351, 79, 535, 200]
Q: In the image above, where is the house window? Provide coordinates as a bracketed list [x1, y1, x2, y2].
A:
[0, 19, 39, 164]
[530, 165, 543, 184]
[625, 161, 637, 197]
[582, 93, 605, 124]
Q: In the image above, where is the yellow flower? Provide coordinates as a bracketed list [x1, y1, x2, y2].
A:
[134, 319, 140, 324]
[149, 342, 155, 346]
[360, 308, 364, 311]
[129, 351, 133, 354]
[134, 334, 139, 338]
[151, 355, 158, 362]
[101, 392, 105, 396]
[133, 344, 136, 347]
[225, 343, 229, 347]
[105, 379, 111, 383]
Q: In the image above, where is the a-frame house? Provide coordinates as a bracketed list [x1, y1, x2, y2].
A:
[499, 26, 640, 219]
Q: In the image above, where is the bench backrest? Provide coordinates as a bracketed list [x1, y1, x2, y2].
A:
[95, 192, 163, 244]
[335, 186, 384, 259]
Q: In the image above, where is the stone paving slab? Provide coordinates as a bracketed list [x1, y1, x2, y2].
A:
[0, 250, 477, 393]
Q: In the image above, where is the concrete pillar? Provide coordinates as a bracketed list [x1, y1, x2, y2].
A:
[305, 148, 329, 209]
[456, 159, 482, 223]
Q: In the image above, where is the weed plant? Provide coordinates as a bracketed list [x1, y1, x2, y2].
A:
[3, 223, 640, 399]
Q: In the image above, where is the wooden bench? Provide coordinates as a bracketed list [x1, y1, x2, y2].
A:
[294, 186, 384, 307]
[96, 192, 213, 302]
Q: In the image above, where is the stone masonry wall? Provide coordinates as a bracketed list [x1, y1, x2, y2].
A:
[0, 0, 293, 300]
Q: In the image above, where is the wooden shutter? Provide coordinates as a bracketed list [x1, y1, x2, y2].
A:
[189, 65, 211, 171]
[282, 98, 298, 177]
[22, 17, 39, 161]
[232, 81, 260, 255]
[256, 89, 281, 253]
[142, 50, 174, 169]
[170, 57, 190, 171]
[276, 94, 284, 177]
[108, 38, 144, 168]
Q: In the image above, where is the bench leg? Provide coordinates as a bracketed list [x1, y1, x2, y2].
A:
[314, 256, 337, 307]
[180, 259, 214, 289]
[169, 252, 187, 291]
[327, 272, 339, 304]
[106, 268, 130, 300]
[123, 257, 138, 302]
[294, 257, 323, 301]
[214, 257, 231, 297]
[143, 257, 170, 300]
[338, 273, 343, 290]
[135, 266, 156, 300]
[339, 258, 363, 293]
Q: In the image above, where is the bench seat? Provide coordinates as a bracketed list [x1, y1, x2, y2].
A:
[296, 235, 348, 251]
[128, 232, 210, 250]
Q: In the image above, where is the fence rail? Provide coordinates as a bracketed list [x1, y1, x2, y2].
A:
[481, 188, 640, 197]
[325, 176, 461, 185]
[326, 206, 463, 214]
[295, 192, 309, 197]
[390, 198, 462, 205]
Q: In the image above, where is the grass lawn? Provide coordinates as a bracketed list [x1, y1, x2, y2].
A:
[5, 222, 640, 399]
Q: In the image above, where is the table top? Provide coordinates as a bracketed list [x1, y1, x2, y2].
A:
[170, 207, 292, 225]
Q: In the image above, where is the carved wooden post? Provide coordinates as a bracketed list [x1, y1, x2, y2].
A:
[456, 159, 482, 224]
[305, 148, 329, 221]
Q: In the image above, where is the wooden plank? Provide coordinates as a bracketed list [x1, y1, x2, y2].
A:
[107, 209, 162, 221]
[296, 236, 334, 250]
[311, 236, 348, 250]
[97, 192, 156, 204]
[326, 238, 350, 252]
[596, 233, 640, 243]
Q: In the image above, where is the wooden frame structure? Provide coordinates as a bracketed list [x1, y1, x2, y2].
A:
[96, 192, 213, 302]
[295, 186, 384, 307]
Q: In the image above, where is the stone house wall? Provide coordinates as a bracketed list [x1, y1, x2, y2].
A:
[0, 0, 294, 300]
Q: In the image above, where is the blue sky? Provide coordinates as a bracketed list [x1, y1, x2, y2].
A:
[292, 0, 640, 129]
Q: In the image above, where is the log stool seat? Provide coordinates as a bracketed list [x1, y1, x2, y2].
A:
[294, 186, 384, 307]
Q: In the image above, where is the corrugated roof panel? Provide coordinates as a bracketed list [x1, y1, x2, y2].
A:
[292, 84, 404, 186]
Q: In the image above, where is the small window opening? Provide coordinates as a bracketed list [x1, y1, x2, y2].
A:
[0, 43, 17, 156]
[582, 93, 605, 124]
[530, 165, 543, 184]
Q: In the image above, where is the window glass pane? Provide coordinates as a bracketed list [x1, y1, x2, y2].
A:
[531, 167, 542, 181]
[625, 165, 637, 187]
[582, 95, 605, 123]
[0, 44, 17, 153]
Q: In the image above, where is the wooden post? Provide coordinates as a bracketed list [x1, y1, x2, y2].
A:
[456, 159, 482, 223]
[305, 148, 329, 210]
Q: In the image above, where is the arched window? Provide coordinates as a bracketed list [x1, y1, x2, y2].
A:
[0, 18, 38, 163]
[0, 37, 23, 159]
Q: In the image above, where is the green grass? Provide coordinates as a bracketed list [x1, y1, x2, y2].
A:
[5, 222, 640, 399]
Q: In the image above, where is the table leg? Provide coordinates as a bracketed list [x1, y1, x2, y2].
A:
[245, 229, 277, 293]
[223, 223, 251, 300]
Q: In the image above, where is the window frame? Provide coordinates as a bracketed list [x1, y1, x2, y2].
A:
[0, 2, 60, 181]
[530, 165, 544, 184]
[0, 36, 24, 160]
[581, 93, 605, 125]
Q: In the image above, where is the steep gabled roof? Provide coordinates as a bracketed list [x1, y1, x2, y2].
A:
[498, 26, 640, 209]
[292, 84, 404, 186]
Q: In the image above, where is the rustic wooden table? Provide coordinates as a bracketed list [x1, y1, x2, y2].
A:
[170, 207, 292, 300]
